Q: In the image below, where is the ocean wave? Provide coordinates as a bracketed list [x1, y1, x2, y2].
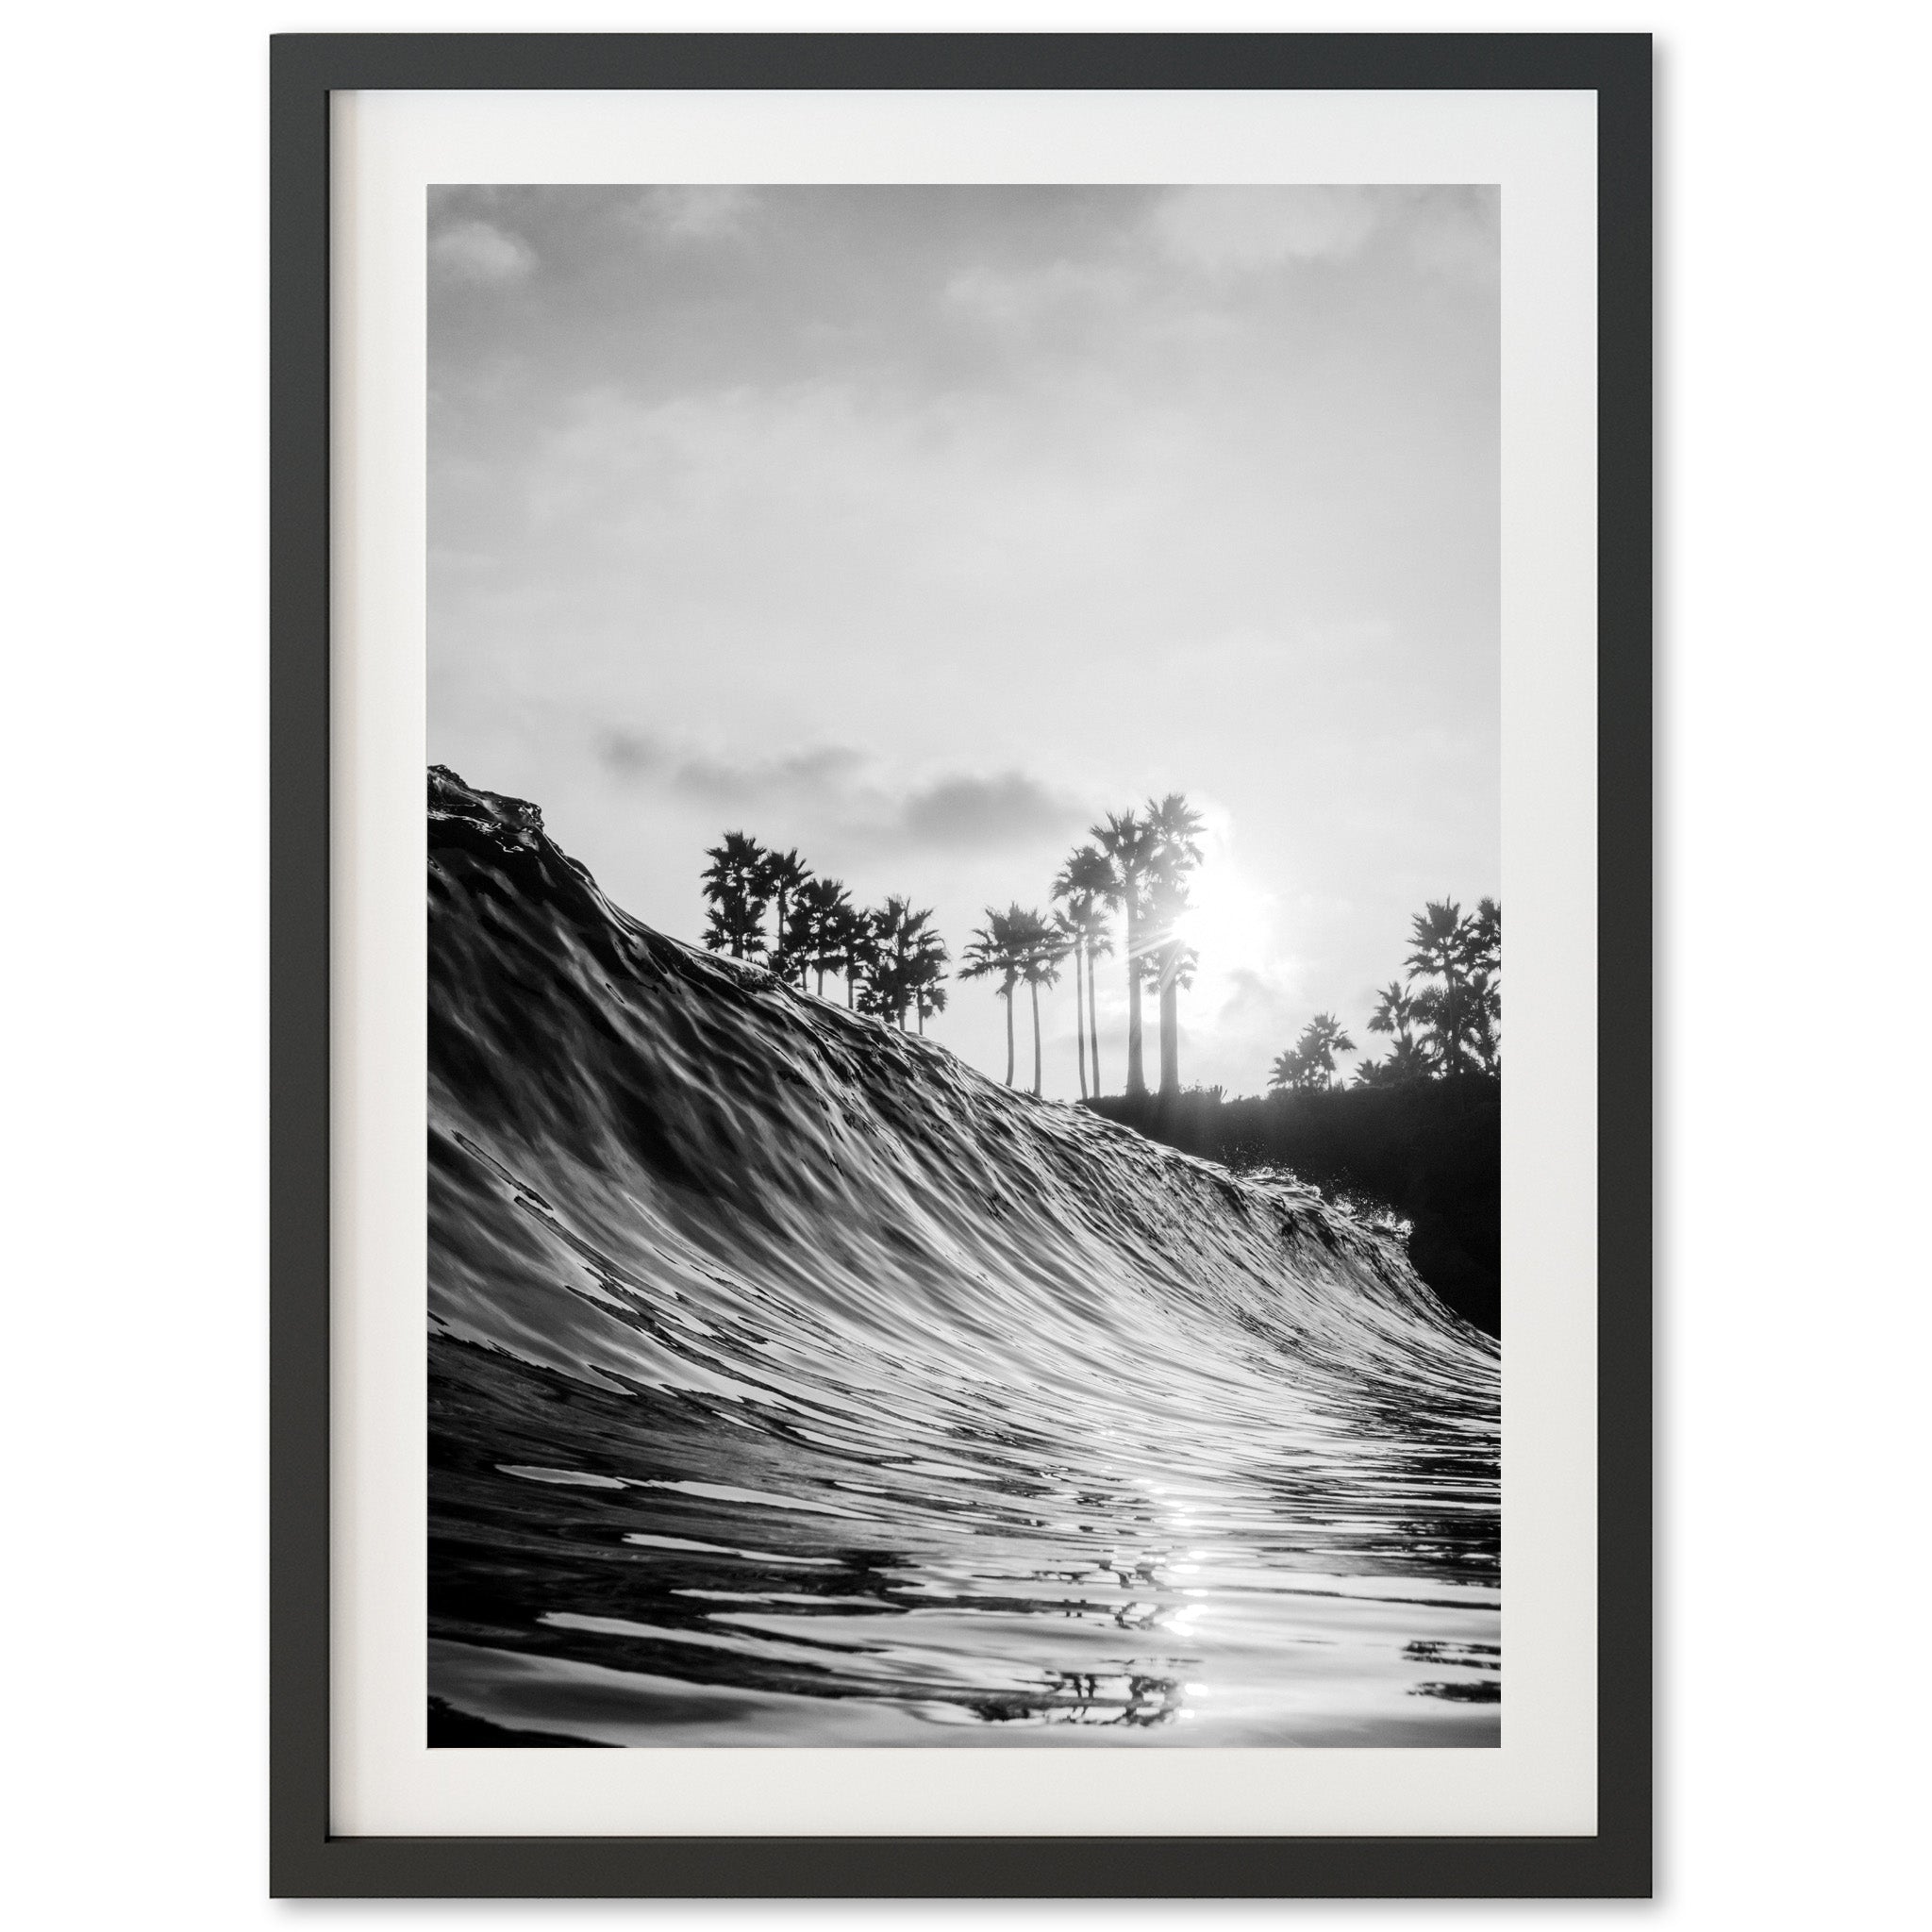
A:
[426, 765, 1500, 1745]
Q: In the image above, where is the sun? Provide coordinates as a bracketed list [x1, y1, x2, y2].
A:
[1174, 843, 1274, 982]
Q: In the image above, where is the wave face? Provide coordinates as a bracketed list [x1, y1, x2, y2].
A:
[427, 767, 1501, 1746]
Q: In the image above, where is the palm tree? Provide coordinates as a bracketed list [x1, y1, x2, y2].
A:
[912, 976, 948, 1035]
[1310, 1012, 1357, 1074]
[1050, 911, 1086, 1094]
[1469, 896, 1502, 978]
[1360, 981, 1426, 1087]
[1090, 809, 1160, 1097]
[1269, 1012, 1357, 1092]
[866, 897, 947, 1031]
[786, 877, 855, 996]
[758, 847, 812, 984]
[1142, 793, 1206, 1097]
[1082, 916, 1113, 1098]
[700, 831, 772, 959]
[1469, 897, 1502, 1075]
[1407, 899, 1484, 1080]
[830, 902, 876, 1009]
[903, 908, 949, 1029]
[1367, 979, 1418, 1050]
[1053, 843, 1115, 1099]
[1355, 1035, 1432, 1087]
[959, 905, 1029, 1086]
[1015, 909, 1069, 1098]
[1411, 981, 1485, 1080]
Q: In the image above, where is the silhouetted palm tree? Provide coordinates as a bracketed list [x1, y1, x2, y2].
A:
[1050, 911, 1086, 1094]
[830, 902, 875, 1009]
[903, 909, 949, 1027]
[1367, 979, 1418, 1049]
[1469, 897, 1502, 1075]
[1081, 917, 1113, 1098]
[1268, 1013, 1357, 1092]
[1355, 1036, 1432, 1087]
[1090, 809, 1160, 1097]
[1407, 900, 1486, 1080]
[1051, 846, 1112, 1105]
[787, 877, 854, 996]
[1142, 793, 1206, 1097]
[912, 976, 948, 1035]
[1358, 980, 1427, 1087]
[1015, 909, 1069, 1097]
[1051, 844, 1116, 1100]
[960, 905, 1030, 1086]
[700, 831, 772, 959]
[865, 897, 947, 1031]
[759, 847, 812, 984]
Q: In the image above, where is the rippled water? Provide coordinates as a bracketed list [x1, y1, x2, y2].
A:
[427, 768, 1500, 1746]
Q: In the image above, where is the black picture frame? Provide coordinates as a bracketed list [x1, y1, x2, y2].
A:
[272, 29, 1652, 1898]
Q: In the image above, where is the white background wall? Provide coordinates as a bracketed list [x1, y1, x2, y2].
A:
[4, 1, 1924, 1925]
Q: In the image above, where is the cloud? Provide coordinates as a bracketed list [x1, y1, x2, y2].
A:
[1150, 188, 1381, 272]
[599, 732, 1079, 852]
[600, 731, 861, 805]
[1147, 187, 1498, 287]
[633, 187, 757, 242]
[943, 259, 1135, 332]
[1405, 188, 1501, 283]
[900, 772, 1084, 848]
[430, 218, 537, 285]
[599, 731, 667, 778]
[675, 744, 866, 806]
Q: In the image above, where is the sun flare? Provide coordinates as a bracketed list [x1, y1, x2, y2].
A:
[1174, 846, 1274, 982]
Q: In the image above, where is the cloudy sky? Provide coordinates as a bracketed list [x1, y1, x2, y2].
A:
[428, 184, 1498, 1099]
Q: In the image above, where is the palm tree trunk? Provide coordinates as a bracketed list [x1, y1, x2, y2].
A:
[1073, 941, 1088, 1098]
[1087, 948, 1101, 1095]
[1124, 898, 1145, 1096]
[1003, 985, 1015, 1086]
[1030, 980, 1042, 1096]
[1158, 954, 1179, 1096]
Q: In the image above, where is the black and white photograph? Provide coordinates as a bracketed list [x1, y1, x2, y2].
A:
[426, 183, 1504, 1748]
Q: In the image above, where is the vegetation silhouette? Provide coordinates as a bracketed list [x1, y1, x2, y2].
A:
[760, 846, 811, 984]
[695, 824, 1498, 1118]
[959, 905, 1056, 1091]
[785, 876, 855, 996]
[1052, 845, 1115, 1100]
[831, 900, 876, 1010]
[1361, 980, 1432, 1087]
[1141, 792, 1207, 1098]
[1357, 897, 1502, 1086]
[691, 822, 1501, 1331]
[863, 896, 949, 1034]
[693, 792, 1211, 1101]
[1017, 913, 1071, 1098]
[1270, 1014, 1358, 1092]
[1087, 809, 1158, 1096]
[700, 831, 942, 1029]
[699, 831, 772, 960]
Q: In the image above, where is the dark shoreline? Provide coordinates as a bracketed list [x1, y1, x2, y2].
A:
[1088, 1080, 1502, 1338]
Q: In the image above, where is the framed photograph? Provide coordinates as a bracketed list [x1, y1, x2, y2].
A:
[273, 30, 1651, 1897]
